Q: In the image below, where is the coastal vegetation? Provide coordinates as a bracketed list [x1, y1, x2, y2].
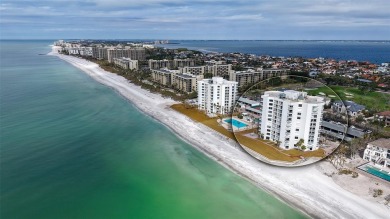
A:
[373, 189, 384, 197]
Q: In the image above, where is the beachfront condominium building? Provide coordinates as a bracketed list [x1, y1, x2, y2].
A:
[260, 90, 325, 151]
[148, 59, 195, 70]
[151, 69, 179, 86]
[113, 58, 138, 70]
[229, 68, 289, 87]
[174, 73, 204, 93]
[363, 138, 390, 168]
[66, 47, 93, 56]
[197, 77, 238, 115]
[92, 47, 108, 60]
[107, 48, 126, 62]
[128, 47, 146, 61]
[107, 48, 146, 62]
[180, 64, 232, 77]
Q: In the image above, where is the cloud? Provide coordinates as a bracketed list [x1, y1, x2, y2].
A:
[0, 0, 389, 39]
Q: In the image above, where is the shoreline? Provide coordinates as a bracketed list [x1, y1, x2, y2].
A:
[48, 46, 389, 218]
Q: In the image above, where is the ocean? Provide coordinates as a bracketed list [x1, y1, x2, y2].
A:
[162, 40, 390, 64]
[0, 40, 306, 218]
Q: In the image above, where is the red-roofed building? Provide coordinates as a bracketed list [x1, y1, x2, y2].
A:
[376, 111, 390, 126]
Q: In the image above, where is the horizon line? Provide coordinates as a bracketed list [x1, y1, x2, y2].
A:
[1, 39, 390, 41]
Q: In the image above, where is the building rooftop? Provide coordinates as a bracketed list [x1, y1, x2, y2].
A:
[234, 70, 261, 75]
[201, 77, 237, 85]
[368, 138, 390, 149]
[357, 79, 372, 83]
[334, 100, 366, 112]
[238, 97, 260, 106]
[246, 107, 262, 114]
[153, 68, 178, 74]
[114, 57, 135, 61]
[264, 90, 324, 104]
[377, 111, 390, 117]
[176, 73, 196, 79]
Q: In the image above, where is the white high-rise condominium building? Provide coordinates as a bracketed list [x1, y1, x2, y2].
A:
[260, 90, 325, 151]
[198, 77, 238, 115]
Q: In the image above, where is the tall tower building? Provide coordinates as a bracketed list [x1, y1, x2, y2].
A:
[260, 90, 324, 151]
[197, 77, 238, 115]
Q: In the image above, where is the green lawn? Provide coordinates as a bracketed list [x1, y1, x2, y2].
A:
[307, 85, 390, 112]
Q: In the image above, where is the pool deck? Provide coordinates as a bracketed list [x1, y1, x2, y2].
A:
[221, 117, 256, 132]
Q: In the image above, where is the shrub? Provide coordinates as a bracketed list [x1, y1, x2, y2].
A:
[373, 189, 383, 197]
[338, 169, 353, 175]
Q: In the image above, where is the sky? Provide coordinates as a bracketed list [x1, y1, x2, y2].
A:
[1, 0, 389, 40]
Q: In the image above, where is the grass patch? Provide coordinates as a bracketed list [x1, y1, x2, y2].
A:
[307, 85, 390, 111]
[383, 127, 390, 132]
[235, 134, 299, 162]
[171, 104, 235, 139]
[235, 133, 324, 161]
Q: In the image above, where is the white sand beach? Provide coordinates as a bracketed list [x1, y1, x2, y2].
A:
[49, 47, 390, 219]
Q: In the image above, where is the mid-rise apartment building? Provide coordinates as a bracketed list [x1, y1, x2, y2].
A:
[113, 58, 138, 70]
[180, 64, 232, 77]
[229, 68, 289, 87]
[173, 59, 195, 68]
[148, 59, 195, 69]
[107, 47, 146, 62]
[148, 59, 172, 69]
[179, 66, 207, 75]
[174, 74, 204, 93]
[209, 64, 232, 77]
[92, 47, 108, 60]
[150, 69, 179, 86]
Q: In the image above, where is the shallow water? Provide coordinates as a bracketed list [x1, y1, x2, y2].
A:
[0, 40, 306, 218]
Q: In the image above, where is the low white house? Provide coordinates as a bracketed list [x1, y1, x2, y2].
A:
[363, 138, 390, 168]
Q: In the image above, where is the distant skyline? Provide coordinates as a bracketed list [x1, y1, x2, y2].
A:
[1, 0, 389, 40]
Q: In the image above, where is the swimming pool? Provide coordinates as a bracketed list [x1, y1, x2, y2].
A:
[225, 119, 248, 128]
[358, 164, 390, 182]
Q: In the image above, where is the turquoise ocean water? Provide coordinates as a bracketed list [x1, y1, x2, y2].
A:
[0, 40, 306, 218]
